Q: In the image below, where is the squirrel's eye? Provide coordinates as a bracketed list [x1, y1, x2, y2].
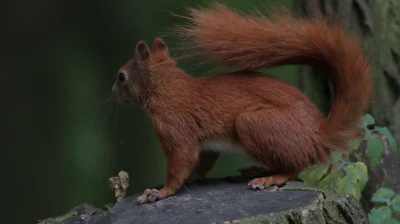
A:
[119, 72, 127, 82]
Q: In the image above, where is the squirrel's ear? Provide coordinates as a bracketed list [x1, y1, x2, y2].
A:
[135, 41, 150, 62]
[151, 37, 169, 56]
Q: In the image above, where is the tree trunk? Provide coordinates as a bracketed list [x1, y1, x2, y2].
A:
[37, 177, 367, 224]
[295, 0, 400, 213]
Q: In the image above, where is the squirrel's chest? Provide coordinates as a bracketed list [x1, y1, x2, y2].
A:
[200, 140, 249, 157]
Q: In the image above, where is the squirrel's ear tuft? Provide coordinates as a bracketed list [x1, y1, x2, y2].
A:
[151, 37, 169, 56]
[135, 41, 150, 62]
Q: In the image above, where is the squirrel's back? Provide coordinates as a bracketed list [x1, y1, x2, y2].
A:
[174, 3, 373, 152]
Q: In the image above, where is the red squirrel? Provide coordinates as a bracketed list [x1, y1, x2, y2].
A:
[112, 3, 373, 204]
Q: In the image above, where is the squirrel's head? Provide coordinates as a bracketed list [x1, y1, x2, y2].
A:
[112, 37, 172, 106]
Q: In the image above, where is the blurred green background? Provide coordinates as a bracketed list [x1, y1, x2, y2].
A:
[3, 0, 298, 223]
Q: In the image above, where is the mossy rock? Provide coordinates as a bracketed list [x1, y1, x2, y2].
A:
[38, 176, 367, 224]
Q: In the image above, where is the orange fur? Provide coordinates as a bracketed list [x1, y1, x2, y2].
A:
[175, 3, 373, 152]
[249, 174, 297, 190]
[113, 3, 373, 204]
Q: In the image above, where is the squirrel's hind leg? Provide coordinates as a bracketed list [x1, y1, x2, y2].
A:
[247, 174, 298, 190]
[237, 166, 298, 190]
[235, 105, 327, 190]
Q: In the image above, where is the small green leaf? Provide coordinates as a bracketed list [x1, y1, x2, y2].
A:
[361, 114, 375, 128]
[365, 131, 374, 140]
[375, 127, 398, 153]
[385, 218, 400, 224]
[348, 139, 361, 150]
[371, 195, 389, 203]
[318, 171, 341, 190]
[330, 151, 342, 163]
[354, 162, 368, 191]
[336, 162, 345, 171]
[338, 166, 361, 200]
[391, 195, 400, 203]
[298, 164, 329, 185]
[343, 164, 357, 176]
[393, 203, 400, 214]
[392, 195, 400, 214]
[368, 206, 393, 224]
[366, 135, 384, 165]
[373, 187, 396, 200]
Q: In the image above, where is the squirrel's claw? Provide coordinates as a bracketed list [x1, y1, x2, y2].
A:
[248, 177, 271, 190]
[248, 174, 294, 191]
[135, 188, 166, 204]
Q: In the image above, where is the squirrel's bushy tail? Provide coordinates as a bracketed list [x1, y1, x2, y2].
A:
[174, 3, 373, 152]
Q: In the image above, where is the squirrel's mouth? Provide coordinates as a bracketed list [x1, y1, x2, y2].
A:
[111, 83, 140, 107]
[115, 95, 135, 107]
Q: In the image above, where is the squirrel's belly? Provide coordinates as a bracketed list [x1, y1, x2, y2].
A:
[200, 140, 249, 157]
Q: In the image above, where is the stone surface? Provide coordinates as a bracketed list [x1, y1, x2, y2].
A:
[38, 176, 368, 224]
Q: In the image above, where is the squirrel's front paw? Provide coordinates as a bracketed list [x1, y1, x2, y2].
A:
[135, 188, 169, 204]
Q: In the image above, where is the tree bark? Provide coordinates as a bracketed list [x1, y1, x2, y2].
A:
[37, 177, 368, 224]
